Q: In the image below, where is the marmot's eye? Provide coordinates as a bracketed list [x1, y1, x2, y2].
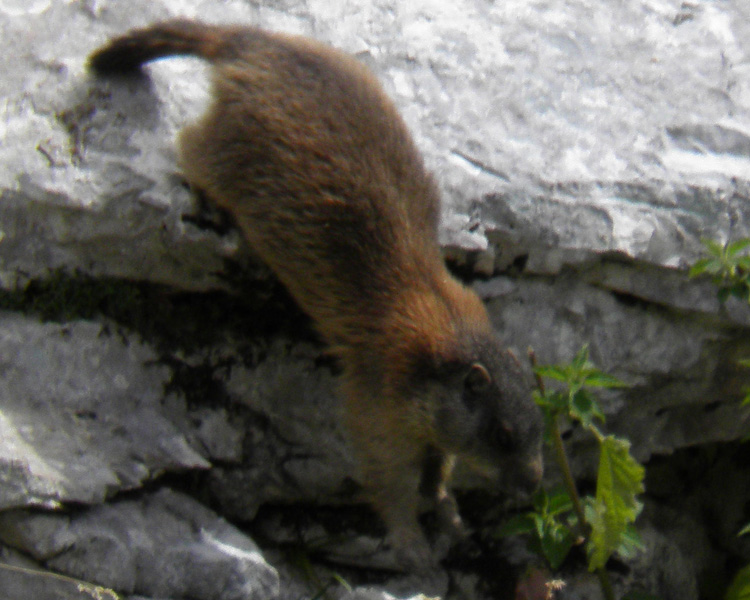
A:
[464, 362, 492, 394]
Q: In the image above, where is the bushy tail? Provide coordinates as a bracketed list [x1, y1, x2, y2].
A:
[88, 19, 244, 74]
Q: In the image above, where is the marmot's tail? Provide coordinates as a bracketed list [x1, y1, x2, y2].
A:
[88, 19, 246, 74]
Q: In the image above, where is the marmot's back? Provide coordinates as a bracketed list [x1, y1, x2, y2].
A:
[91, 20, 444, 342]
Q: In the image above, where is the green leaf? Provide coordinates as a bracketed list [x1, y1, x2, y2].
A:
[582, 372, 630, 389]
[727, 238, 750, 258]
[533, 390, 568, 413]
[571, 345, 591, 372]
[739, 523, 750, 537]
[702, 238, 727, 257]
[532, 488, 549, 514]
[546, 488, 575, 517]
[498, 487, 578, 571]
[570, 389, 606, 429]
[539, 520, 576, 570]
[616, 523, 645, 560]
[585, 498, 609, 568]
[534, 365, 572, 383]
[689, 257, 721, 278]
[587, 436, 645, 571]
[497, 513, 537, 537]
[725, 565, 750, 600]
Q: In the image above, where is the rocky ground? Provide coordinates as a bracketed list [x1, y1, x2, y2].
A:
[1, 0, 750, 599]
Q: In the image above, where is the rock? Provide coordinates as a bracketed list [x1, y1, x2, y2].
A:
[0, 544, 121, 600]
[0, 488, 279, 600]
[0, 312, 215, 511]
[0, 0, 234, 291]
[208, 340, 356, 520]
[479, 274, 750, 466]
[342, 590, 439, 600]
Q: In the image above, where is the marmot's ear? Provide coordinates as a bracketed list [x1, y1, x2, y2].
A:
[464, 362, 492, 394]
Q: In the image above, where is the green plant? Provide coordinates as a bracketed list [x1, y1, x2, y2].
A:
[499, 346, 646, 600]
[725, 564, 750, 600]
[691, 236, 750, 600]
[689, 238, 750, 303]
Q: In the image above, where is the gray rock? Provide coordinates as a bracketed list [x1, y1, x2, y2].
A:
[0, 544, 122, 600]
[209, 340, 356, 520]
[479, 275, 750, 465]
[0, 488, 279, 600]
[0, 312, 219, 510]
[0, 0, 232, 291]
[342, 590, 438, 600]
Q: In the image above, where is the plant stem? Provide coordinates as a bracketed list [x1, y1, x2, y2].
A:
[529, 349, 616, 600]
[549, 416, 587, 538]
[551, 419, 615, 600]
[596, 566, 616, 600]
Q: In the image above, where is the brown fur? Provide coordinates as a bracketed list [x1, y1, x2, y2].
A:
[89, 20, 544, 570]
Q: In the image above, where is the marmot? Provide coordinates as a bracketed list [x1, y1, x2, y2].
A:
[89, 20, 544, 570]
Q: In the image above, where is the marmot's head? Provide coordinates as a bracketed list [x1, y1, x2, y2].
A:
[406, 330, 544, 495]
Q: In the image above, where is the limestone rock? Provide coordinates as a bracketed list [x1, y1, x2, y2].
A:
[208, 340, 356, 520]
[0, 488, 280, 600]
[0, 544, 119, 600]
[0, 312, 219, 510]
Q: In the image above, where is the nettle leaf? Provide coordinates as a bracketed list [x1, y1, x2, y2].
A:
[534, 365, 572, 383]
[727, 238, 750, 258]
[582, 371, 629, 389]
[689, 257, 722, 278]
[532, 488, 549, 513]
[499, 488, 578, 571]
[497, 513, 537, 537]
[547, 488, 574, 517]
[585, 498, 608, 568]
[570, 389, 606, 430]
[571, 345, 591, 373]
[725, 565, 750, 600]
[533, 390, 568, 413]
[617, 523, 645, 560]
[587, 436, 645, 571]
[540, 520, 576, 570]
[702, 238, 726, 258]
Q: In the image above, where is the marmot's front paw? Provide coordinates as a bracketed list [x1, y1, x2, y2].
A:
[436, 493, 468, 540]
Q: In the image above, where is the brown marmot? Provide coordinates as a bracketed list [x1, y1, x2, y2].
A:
[89, 20, 544, 570]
